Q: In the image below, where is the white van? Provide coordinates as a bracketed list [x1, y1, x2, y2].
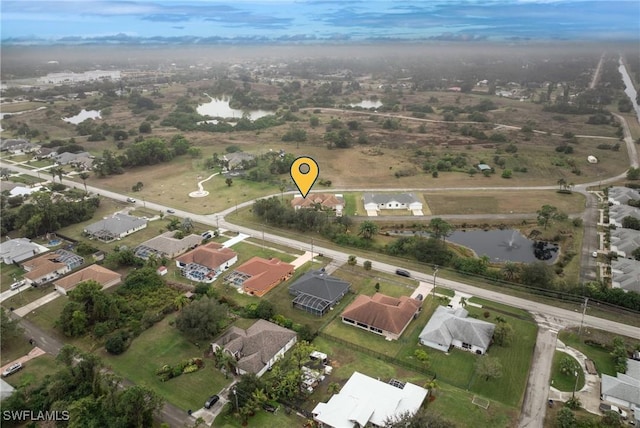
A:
[10, 280, 25, 290]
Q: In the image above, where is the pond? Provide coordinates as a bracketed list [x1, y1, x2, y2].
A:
[349, 99, 382, 109]
[62, 109, 101, 125]
[197, 94, 274, 120]
[447, 229, 559, 264]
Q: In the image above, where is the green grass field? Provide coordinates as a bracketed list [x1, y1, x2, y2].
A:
[0, 264, 25, 292]
[225, 241, 296, 265]
[558, 330, 618, 376]
[3, 354, 59, 389]
[550, 350, 585, 392]
[1, 338, 34, 366]
[101, 316, 231, 411]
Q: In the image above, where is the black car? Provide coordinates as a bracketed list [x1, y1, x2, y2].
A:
[263, 403, 277, 413]
[204, 395, 219, 409]
[166, 209, 175, 214]
[395, 269, 411, 278]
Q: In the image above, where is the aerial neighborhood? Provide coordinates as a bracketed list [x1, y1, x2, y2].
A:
[1, 21, 640, 428]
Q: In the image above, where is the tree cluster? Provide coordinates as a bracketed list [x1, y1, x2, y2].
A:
[1, 346, 163, 428]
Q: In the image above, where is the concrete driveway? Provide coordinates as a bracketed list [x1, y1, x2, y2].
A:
[13, 291, 60, 317]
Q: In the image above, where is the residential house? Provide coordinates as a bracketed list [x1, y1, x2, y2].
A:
[53, 264, 121, 295]
[21, 249, 84, 286]
[289, 269, 351, 316]
[225, 256, 294, 297]
[35, 147, 58, 160]
[418, 306, 496, 355]
[341, 293, 421, 340]
[0, 238, 49, 264]
[291, 193, 345, 216]
[312, 371, 428, 428]
[84, 213, 147, 242]
[176, 242, 237, 283]
[224, 152, 255, 170]
[611, 259, 640, 293]
[362, 193, 422, 215]
[608, 187, 640, 206]
[601, 358, 640, 423]
[609, 204, 640, 228]
[0, 139, 39, 155]
[610, 228, 640, 258]
[54, 151, 94, 169]
[211, 319, 297, 377]
[134, 231, 202, 260]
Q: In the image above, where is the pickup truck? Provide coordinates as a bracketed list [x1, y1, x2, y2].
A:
[599, 403, 628, 419]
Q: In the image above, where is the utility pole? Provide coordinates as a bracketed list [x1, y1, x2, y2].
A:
[578, 297, 589, 336]
[233, 387, 238, 410]
[432, 265, 439, 299]
[572, 370, 579, 399]
[311, 238, 314, 266]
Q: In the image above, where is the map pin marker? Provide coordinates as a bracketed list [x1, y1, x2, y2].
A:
[290, 156, 319, 199]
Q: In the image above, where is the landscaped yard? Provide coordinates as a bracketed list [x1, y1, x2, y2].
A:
[550, 350, 585, 392]
[213, 405, 307, 428]
[101, 316, 231, 412]
[558, 329, 622, 377]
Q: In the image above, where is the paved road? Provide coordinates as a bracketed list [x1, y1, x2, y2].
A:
[8, 312, 194, 427]
[589, 53, 606, 89]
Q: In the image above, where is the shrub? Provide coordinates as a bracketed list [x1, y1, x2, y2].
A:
[105, 331, 129, 355]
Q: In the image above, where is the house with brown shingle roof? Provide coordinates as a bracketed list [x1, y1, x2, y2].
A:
[341, 293, 421, 340]
[211, 319, 297, 377]
[225, 256, 294, 297]
[175, 242, 237, 283]
[53, 264, 121, 295]
[291, 193, 344, 216]
[21, 249, 84, 286]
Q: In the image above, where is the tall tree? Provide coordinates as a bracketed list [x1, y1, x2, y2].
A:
[78, 172, 90, 193]
[475, 356, 503, 381]
[428, 218, 453, 246]
[358, 220, 379, 239]
[175, 297, 227, 340]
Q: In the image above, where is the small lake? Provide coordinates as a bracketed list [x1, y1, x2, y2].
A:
[62, 109, 101, 125]
[619, 58, 640, 125]
[447, 229, 559, 264]
[349, 99, 382, 109]
[197, 94, 273, 120]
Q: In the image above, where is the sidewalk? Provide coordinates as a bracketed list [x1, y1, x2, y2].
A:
[13, 291, 60, 317]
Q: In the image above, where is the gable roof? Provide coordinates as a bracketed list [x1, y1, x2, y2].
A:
[289, 269, 351, 303]
[176, 242, 237, 269]
[312, 371, 428, 428]
[53, 264, 121, 291]
[233, 257, 294, 294]
[134, 231, 202, 259]
[611, 228, 640, 257]
[611, 259, 640, 293]
[608, 186, 640, 205]
[609, 204, 640, 225]
[363, 192, 420, 205]
[342, 293, 421, 335]
[601, 360, 640, 406]
[419, 306, 496, 350]
[0, 238, 48, 264]
[213, 319, 297, 375]
[22, 250, 83, 281]
[291, 193, 344, 209]
[84, 213, 147, 237]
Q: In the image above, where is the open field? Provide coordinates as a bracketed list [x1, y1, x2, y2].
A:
[226, 241, 297, 265]
[101, 316, 231, 412]
[425, 190, 586, 215]
[0, 101, 45, 113]
[550, 350, 585, 392]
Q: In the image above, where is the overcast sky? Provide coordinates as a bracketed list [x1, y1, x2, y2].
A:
[2, 0, 639, 44]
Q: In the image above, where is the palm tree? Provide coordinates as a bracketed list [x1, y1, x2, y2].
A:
[557, 178, 567, 191]
[460, 297, 467, 308]
[78, 172, 90, 193]
[500, 261, 520, 282]
[54, 166, 64, 183]
[174, 294, 189, 311]
[358, 221, 379, 239]
[279, 181, 287, 203]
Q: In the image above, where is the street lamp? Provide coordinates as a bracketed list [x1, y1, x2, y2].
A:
[310, 238, 314, 265]
[432, 265, 439, 299]
[233, 387, 238, 411]
[572, 370, 579, 399]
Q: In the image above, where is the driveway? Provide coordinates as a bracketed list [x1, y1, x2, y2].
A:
[13, 291, 60, 317]
[0, 347, 46, 374]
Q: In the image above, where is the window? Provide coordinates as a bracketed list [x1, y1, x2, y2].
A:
[462, 343, 471, 349]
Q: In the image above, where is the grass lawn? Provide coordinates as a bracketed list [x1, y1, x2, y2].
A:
[427, 382, 518, 428]
[550, 350, 585, 392]
[213, 405, 307, 428]
[342, 193, 358, 216]
[4, 354, 59, 389]
[1, 338, 34, 366]
[2, 286, 62, 311]
[243, 237, 304, 256]
[225, 241, 296, 265]
[332, 265, 418, 297]
[466, 306, 538, 407]
[558, 330, 618, 376]
[467, 297, 534, 320]
[434, 286, 455, 297]
[0, 264, 26, 292]
[101, 316, 231, 411]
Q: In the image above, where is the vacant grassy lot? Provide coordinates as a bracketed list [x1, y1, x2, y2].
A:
[226, 241, 296, 265]
[101, 316, 231, 411]
[425, 190, 586, 215]
[3, 354, 58, 388]
[550, 350, 585, 392]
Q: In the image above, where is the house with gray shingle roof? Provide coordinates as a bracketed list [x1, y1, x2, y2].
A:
[289, 269, 350, 316]
[608, 187, 640, 206]
[134, 231, 202, 260]
[84, 213, 147, 242]
[0, 139, 39, 154]
[609, 204, 640, 228]
[363, 193, 422, 213]
[211, 319, 297, 377]
[601, 359, 640, 420]
[611, 259, 640, 293]
[610, 228, 640, 258]
[419, 306, 496, 355]
[0, 238, 49, 264]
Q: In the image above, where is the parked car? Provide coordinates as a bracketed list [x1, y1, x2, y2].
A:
[10, 280, 25, 290]
[2, 362, 22, 377]
[204, 395, 219, 409]
[599, 403, 628, 419]
[415, 294, 424, 301]
[126, 197, 136, 203]
[592, 251, 598, 258]
[166, 209, 175, 214]
[201, 230, 215, 239]
[395, 269, 411, 278]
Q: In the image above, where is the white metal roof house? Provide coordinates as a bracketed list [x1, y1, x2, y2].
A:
[362, 193, 422, 216]
[419, 306, 496, 355]
[312, 371, 428, 428]
[601, 359, 640, 420]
